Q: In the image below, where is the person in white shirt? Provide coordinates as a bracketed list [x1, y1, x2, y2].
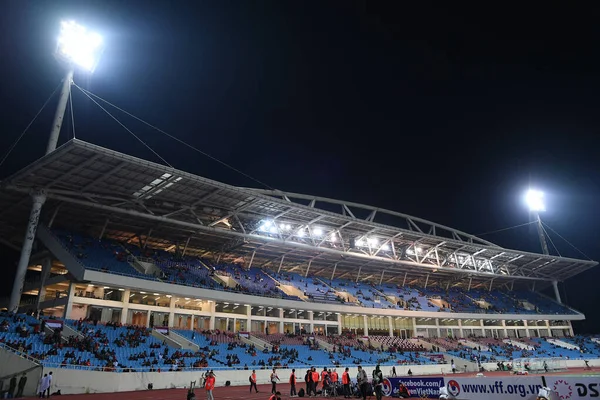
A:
[38, 374, 49, 398]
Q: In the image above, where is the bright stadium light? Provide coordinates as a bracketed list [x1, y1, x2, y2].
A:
[312, 227, 323, 237]
[56, 20, 104, 72]
[525, 188, 550, 257]
[525, 189, 545, 212]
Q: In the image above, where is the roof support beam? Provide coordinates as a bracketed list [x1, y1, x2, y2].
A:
[305, 259, 312, 278]
[248, 250, 256, 269]
[331, 263, 338, 280]
[379, 270, 385, 285]
[47, 204, 62, 228]
[99, 218, 110, 240]
[356, 266, 362, 283]
[182, 236, 191, 257]
[30, 191, 556, 283]
[277, 254, 285, 273]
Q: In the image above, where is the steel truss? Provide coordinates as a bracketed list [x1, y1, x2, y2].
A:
[0, 139, 595, 290]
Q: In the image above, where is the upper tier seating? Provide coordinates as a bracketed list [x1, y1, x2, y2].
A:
[328, 279, 397, 309]
[272, 272, 340, 304]
[48, 229, 578, 315]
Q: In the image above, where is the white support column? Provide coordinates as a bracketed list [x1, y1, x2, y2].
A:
[190, 314, 195, 330]
[246, 305, 252, 331]
[168, 296, 176, 327]
[411, 317, 417, 338]
[387, 316, 393, 337]
[36, 258, 52, 312]
[63, 282, 75, 319]
[308, 311, 314, 333]
[458, 319, 464, 338]
[209, 301, 216, 330]
[435, 318, 441, 338]
[480, 319, 485, 337]
[501, 320, 508, 338]
[523, 320, 530, 338]
[146, 310, 152, 328]
[9, 191, 46, 313]
[120, 289, 130, 325]
[279, 308, 284, 333]
[363, 315, 369, 336]
[546, 320, 552, 337]
[337, 313, 342, 335]
[552, 281, 562, 304]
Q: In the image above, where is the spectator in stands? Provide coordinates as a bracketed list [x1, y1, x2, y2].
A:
[289, 369, 297, 397]
[249, 370, 258, 393]
[270, 368, 280, 394]
[391, 366, 397, 377]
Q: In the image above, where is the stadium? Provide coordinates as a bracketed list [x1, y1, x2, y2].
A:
[1, 17, 599, 400]
[0, 136, 598, 399]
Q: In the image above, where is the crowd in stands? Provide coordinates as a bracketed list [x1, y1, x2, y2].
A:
[51, 229, 578, 316]
[2, 310, 600, 376]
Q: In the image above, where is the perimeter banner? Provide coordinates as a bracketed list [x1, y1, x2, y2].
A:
[383, 375, 546, 400]
[547, 376, 600, 399]
[442, 376, 543, 400]
[382, 377, 444, 398]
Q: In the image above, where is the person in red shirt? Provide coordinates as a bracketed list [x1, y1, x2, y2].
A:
[342, 367, 351, 398]
[330, 369, 338, 385]
[311, 368, 320, 394]
[205, 372, 215, 400]
[289, 369, 297, 397]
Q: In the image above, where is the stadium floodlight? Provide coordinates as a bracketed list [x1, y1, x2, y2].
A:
[525, 189, 550, 256]
[525, 189, 545, 212]
[312, 227, 323, 237]
[56, 20, 104, 72]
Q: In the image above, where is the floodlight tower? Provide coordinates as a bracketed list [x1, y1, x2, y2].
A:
[8, 21, 104, 313]
[525, 189, 561, 303]
[525, 189, 549, 256]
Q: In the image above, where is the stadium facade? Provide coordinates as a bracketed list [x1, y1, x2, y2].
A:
[0, 139, 596, 339]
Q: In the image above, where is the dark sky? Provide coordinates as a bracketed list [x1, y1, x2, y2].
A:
[1, 1, 599, 332]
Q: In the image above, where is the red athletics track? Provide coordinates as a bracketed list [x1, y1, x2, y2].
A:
[37, 368, 600, 400]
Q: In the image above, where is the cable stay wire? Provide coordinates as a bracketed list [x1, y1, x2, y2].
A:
[73, 83, 276, 191]
[75, 85, 173, 168]
[475, 220, 537, 237]
[69, 82, 76, 139]
[540, 222, 561, 257]
[0, 81, 63, 168]
[541, 221, 592, 261]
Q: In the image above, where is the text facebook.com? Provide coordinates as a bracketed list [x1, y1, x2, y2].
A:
[460, 381, 542, 398]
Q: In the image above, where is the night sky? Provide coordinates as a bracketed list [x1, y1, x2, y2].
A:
[1, 2, 599, 332]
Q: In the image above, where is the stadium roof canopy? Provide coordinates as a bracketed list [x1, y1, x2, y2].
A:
[0, 139, 596, 290]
